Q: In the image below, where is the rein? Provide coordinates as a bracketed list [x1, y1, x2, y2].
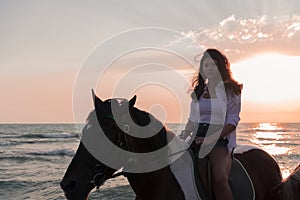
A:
[91, 166, 127, 190]
[90, 139, 198, 191]
[88, 113, 130, 191]
[88, 110, 199, 191]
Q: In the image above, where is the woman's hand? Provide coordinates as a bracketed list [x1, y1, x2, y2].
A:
[195, 134, 220, 145]
[179, 130, 190, 140]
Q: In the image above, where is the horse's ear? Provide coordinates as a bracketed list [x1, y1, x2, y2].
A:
[92, 89, 103, 108]
[129, 95, 137, 107]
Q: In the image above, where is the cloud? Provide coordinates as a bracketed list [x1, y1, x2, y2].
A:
[175, 14, 300, 62]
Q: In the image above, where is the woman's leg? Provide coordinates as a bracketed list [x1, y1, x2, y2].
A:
[208, 147, 233, 200]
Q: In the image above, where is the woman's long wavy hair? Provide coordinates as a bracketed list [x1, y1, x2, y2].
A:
[191, 48, 243, 100]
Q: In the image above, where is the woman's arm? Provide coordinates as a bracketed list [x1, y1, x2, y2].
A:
[219, 124, 236, 138]
[181, 100, 198, 139]
[181, 120, 195, 139]
[225, 92, 241, 128]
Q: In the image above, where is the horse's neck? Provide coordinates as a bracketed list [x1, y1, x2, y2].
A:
[124, 121, 167, 153]
[126, 167, 184, 200]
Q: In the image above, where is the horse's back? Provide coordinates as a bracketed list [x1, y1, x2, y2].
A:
[234, 146, 282, 200]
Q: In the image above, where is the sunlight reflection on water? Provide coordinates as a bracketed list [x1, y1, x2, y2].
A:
[282, 169, 291, 179]
[251, 123, 291, 155]
[262, 144, 290, 156]
[250, 123, 293, 178]
[252, 123, 283, 131]
[254, 131, 288, 140]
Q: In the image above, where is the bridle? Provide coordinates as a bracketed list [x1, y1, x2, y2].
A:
[90, 163, 126, 190]
[88, 108, 130, 190]
[87, 100, 197, 190]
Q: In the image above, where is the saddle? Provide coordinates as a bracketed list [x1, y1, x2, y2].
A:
[167, 133, 255, 200]
[189, 149, 255, 200]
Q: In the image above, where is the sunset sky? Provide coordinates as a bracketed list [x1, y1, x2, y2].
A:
[1, 0, 300, 123]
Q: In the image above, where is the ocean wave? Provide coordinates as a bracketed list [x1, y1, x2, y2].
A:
[0, 156, 22, 161]
[21, 132, 78, 139]
[0, 180, 36, 188]
[0, 141, 19, 146]
[0, 155, 52, 162]
[28, 149, 75, 156]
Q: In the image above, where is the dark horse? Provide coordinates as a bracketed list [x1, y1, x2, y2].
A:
[274, 164, 300, 200]
[61, 93, 285, 200]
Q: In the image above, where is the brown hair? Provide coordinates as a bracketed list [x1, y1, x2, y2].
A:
[191, 48, 243, 100]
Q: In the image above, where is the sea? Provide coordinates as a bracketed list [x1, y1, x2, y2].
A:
[1, 122, 300, 200]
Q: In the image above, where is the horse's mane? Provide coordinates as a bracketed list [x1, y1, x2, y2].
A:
[87, 98, 155, 127]
[86, 110, 97, 125]
[130, 107, 152, 126]
[86, 100, 168, 152]
[125, 106, 168, 152]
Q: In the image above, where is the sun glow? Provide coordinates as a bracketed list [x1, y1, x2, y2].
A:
[253, 123, 283, 131]
[231, 54, 300, 104]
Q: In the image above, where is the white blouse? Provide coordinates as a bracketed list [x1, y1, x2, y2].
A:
[198, 97, 225, 125]
[188, 82, 241, 151]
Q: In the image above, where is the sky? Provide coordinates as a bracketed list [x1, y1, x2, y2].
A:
[1, 0, 300, 123]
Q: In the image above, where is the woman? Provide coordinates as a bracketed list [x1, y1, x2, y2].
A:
[180, 48, 242, 200]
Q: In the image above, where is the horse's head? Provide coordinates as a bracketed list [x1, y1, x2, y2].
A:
[60, 91, 137, 199]
[60, 136, 116, 200]
[61, 92, 166, 199]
